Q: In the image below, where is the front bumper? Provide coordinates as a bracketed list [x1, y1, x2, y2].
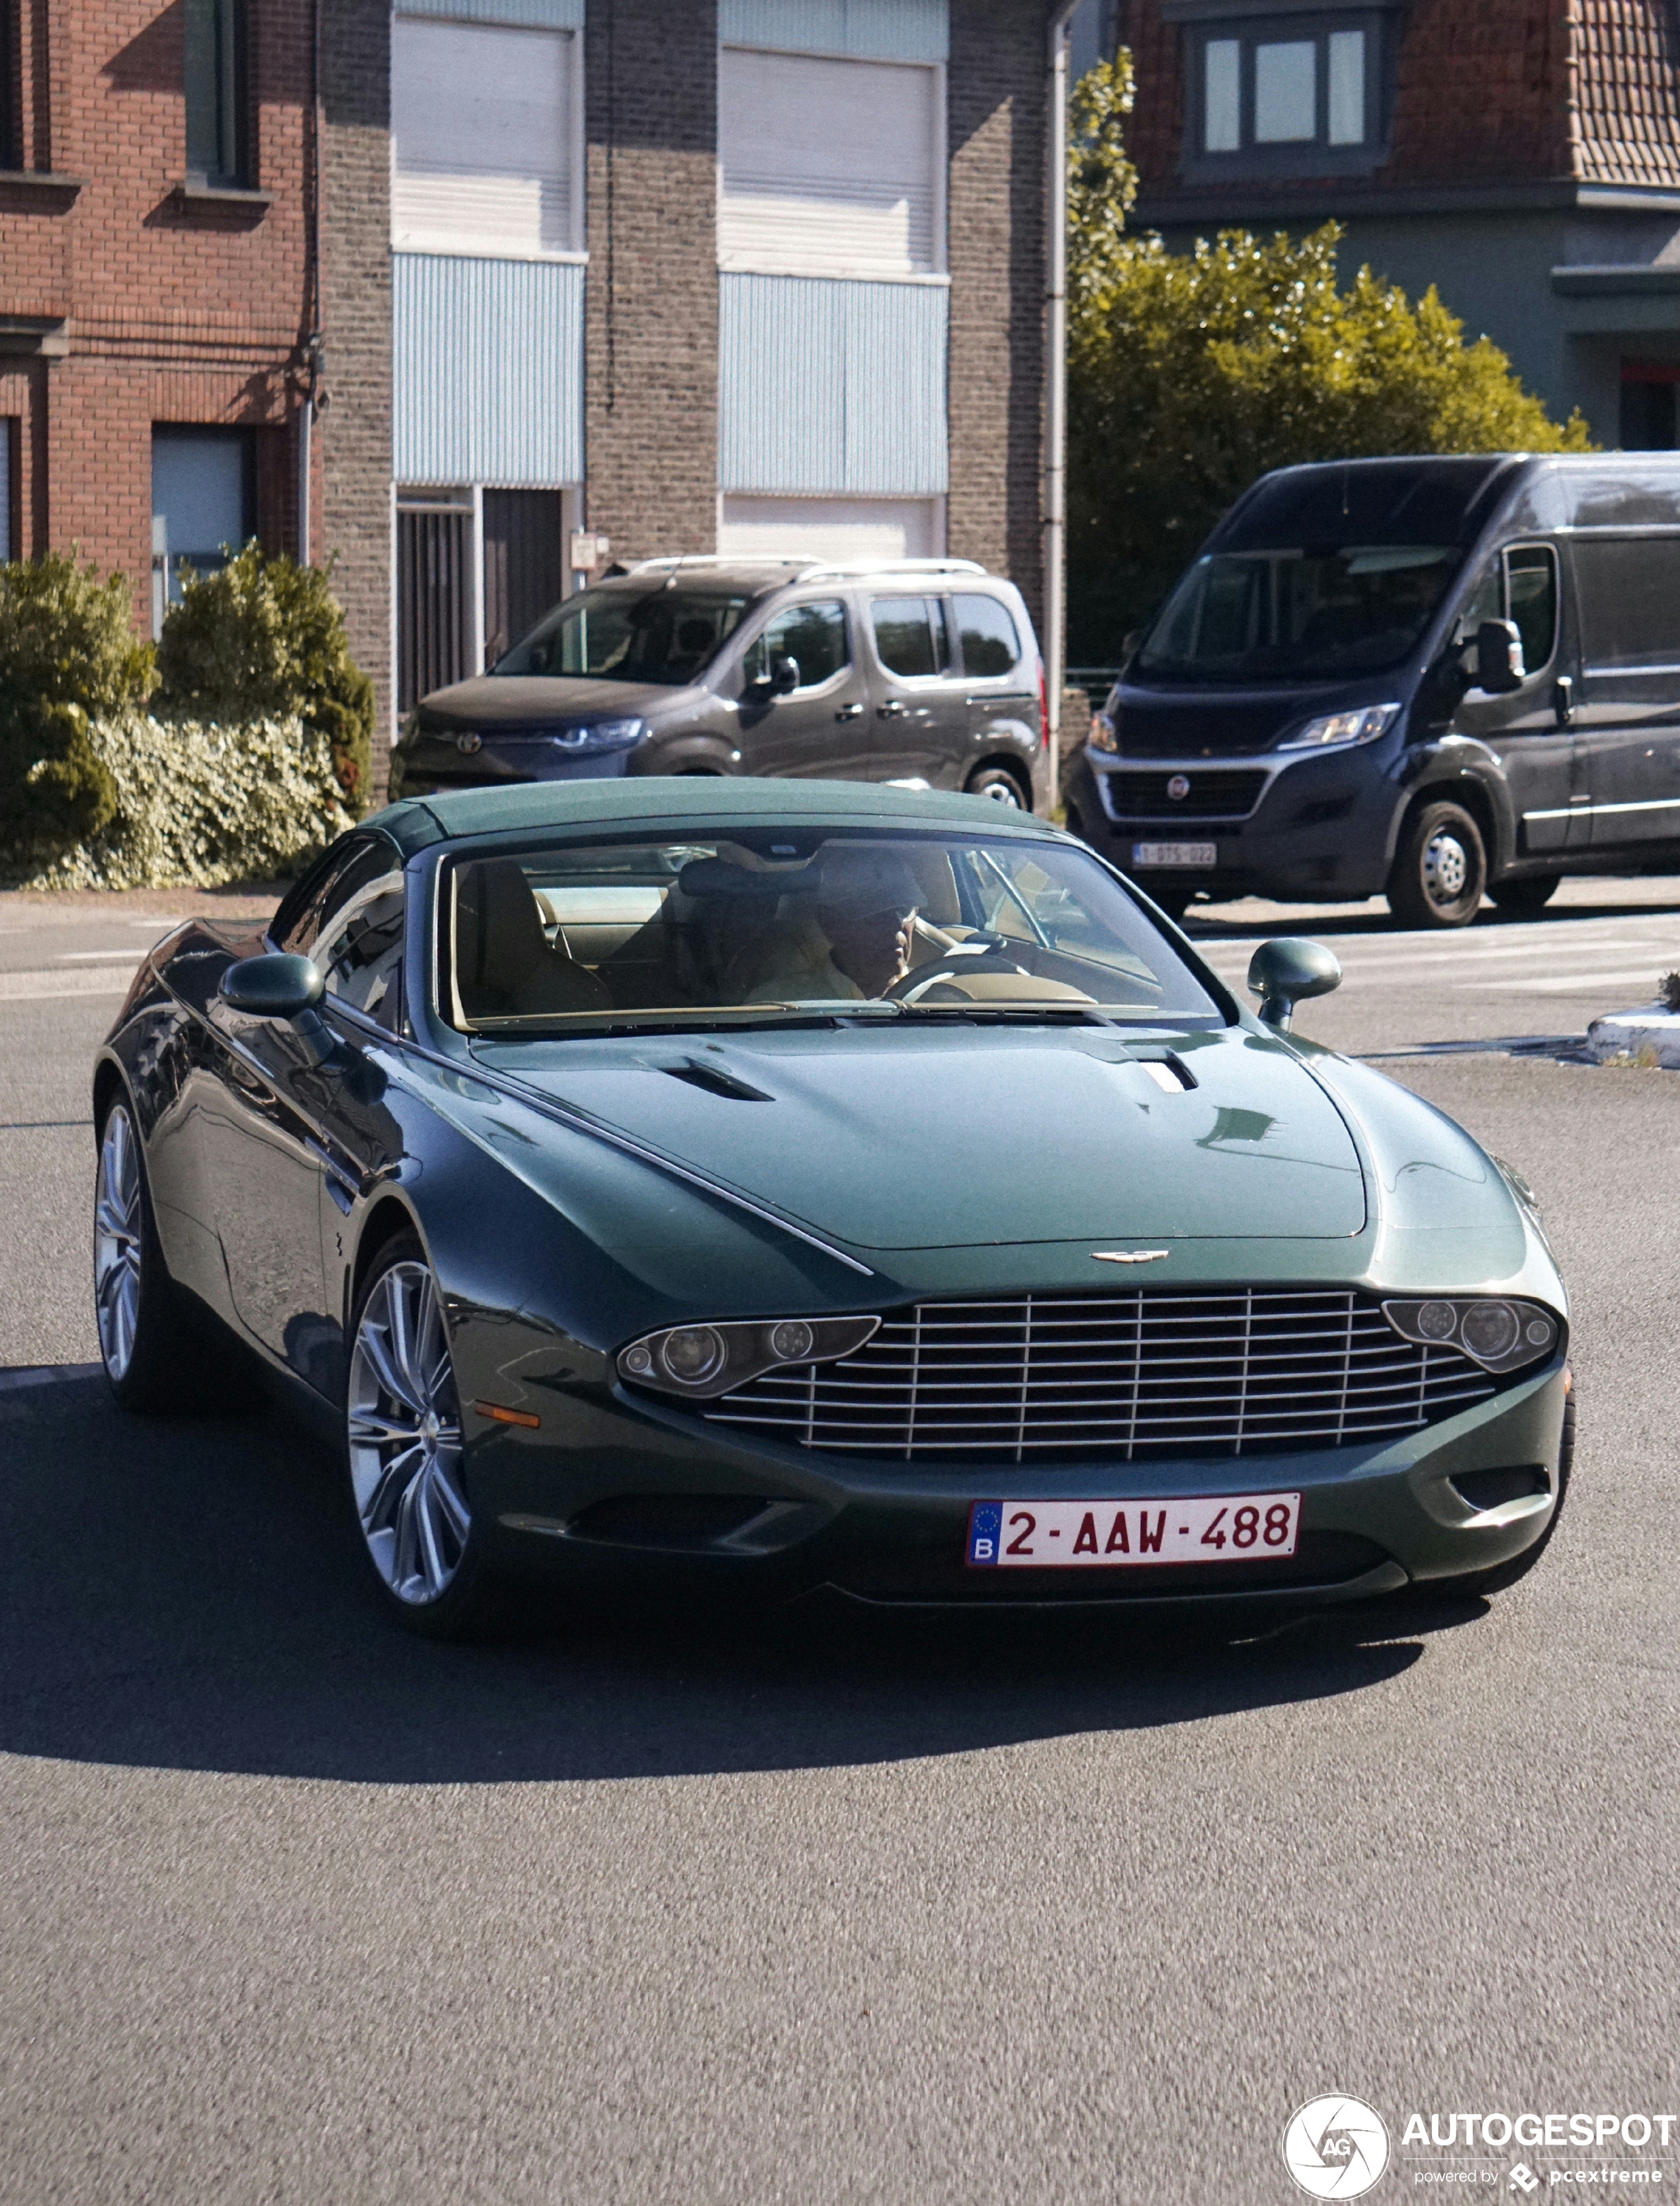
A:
[460, 1356, 1570, 1612]
[1066, 744, 1404, 904]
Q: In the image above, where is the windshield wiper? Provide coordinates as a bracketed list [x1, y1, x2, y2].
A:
[466, 1004, 903, 1041]
[892, 1003, 1122, 1026]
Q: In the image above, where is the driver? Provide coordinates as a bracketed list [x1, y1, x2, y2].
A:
[741, 845, 922, 1003]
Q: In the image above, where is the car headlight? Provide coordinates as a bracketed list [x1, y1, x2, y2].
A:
[1277, 702, 1402, 751]
[1382, 1296, 1561, 1375]
[617, 1314, 880, 1399]
[550, 716, 646, 752]
[1089, 711, 1118, 753]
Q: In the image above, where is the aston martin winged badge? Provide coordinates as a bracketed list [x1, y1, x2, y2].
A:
[1091, 1250, 1171, 1265]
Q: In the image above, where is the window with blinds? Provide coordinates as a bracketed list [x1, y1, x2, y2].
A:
[392, 18, 577, 259]
[718, 48, 943, 278]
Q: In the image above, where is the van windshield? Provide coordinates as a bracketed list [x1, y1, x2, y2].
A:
[495, 587, 756, 684]
[1136, 544, 1461, 681]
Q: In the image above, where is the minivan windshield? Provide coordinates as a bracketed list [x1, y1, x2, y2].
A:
[494, 587, 756, 684]
[442, 830, 1221, 1035]
[1137, 544, 1462, 682]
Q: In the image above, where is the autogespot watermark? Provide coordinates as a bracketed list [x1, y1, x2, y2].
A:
[1281, 2103, 1677, 2195]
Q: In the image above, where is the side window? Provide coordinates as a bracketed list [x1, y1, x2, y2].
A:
[871, 596, 946, 679]
[314, 858, 407, 1021]
[953, 594, 1021, 678]
[1572, 534, 1680, 669]
[1504, 545, 1557, 675]
[741, 600, 849, 689]
[273, 839, 380, 958]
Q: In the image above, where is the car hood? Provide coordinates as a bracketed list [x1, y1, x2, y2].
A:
[481, 1024, 1368, 1250]
[411, 675, 691, 732]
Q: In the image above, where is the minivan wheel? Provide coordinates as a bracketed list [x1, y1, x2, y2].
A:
[1488, 873, 1559, 918]
[1386, 800, 1487, 929]
[966, 764, 1029, 808]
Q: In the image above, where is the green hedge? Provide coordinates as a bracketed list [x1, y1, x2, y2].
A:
[6, 712, 356, 890]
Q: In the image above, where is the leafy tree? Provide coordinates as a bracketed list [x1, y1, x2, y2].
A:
[0, 552, 151, 859]
[157, 542, 376, 811]
[1066, 81, 1595, 658]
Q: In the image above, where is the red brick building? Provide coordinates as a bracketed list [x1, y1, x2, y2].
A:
[1120, 0, 1680, 446]
[0, 0, 390, 728]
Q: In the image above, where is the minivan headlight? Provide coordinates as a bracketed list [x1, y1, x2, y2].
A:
[618, 1314, 880, 1399]
[1382, 1296, 1560, 1374]
[1277, 702, 1402, 751]
[551, 717, 646, 752]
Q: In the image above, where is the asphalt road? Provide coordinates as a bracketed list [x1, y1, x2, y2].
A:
[1, 881, 1677, 2205]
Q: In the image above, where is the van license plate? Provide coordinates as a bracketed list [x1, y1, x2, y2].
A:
[1132, 841, 1216, 869]
[967, 1494, 1301, 1567]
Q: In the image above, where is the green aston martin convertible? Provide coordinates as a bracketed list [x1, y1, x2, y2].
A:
[92, 777, 1571, 1634]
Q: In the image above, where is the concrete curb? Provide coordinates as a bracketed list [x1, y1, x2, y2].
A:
[1585, 1005, 1680, 1068]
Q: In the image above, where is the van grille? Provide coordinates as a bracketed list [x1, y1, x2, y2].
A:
[1103, 769, 1269, 818]
[701, 1291, 1495, 1463]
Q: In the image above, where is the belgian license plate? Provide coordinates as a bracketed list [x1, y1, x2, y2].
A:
[1132, 841, 1216, 869]
[966, 1494, 1301, 1568]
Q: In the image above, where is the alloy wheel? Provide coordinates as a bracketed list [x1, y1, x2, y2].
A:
[94, 1105, 144, 1381]
[347, 1259, 470, 1604]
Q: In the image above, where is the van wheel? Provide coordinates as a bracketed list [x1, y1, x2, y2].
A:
[1488, 874, 1559, 917]
[1386, 800, 1487, 929]
[966, 764, 1029, 809]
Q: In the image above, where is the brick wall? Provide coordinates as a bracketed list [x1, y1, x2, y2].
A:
[948, 0, 1046, 642]
[0, 0, 392, 750]
[320, 0, 394, 758]
[582, 0, 718, 566]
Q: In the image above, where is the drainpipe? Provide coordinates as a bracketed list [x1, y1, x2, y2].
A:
[298, 0, 323, 564]
[1044, 0, 1081, 814]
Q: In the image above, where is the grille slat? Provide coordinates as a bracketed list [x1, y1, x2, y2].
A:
[700, 1290, 1497, 1463]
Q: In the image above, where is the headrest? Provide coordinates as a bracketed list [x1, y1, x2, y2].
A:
[677, 857, 803, 900]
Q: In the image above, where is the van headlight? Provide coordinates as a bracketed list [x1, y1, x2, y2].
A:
[1382, 1297, 1560, 1374]
[618, 1315, 880, 1398]
[1277, 702, 1402, 751]
[550, 717, 646, 752]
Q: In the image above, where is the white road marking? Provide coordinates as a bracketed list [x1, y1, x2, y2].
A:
[1471, 966, 1680, 994]
[0, 968, 136, 1001]
[55, 950, 147, 964]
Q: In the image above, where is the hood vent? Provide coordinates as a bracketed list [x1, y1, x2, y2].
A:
[661, 1056, 775, 1103]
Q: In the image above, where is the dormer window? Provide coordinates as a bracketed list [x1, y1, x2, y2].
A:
[1167, 2, 1394, 179]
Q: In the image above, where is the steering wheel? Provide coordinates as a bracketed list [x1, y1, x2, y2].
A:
[882, 949, 1030, 1003]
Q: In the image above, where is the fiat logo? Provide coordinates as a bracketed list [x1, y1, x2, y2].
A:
[1167, 773, 1191, 801]
[456, 732, 482, 756]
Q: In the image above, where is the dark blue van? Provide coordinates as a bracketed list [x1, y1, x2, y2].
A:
[1064, 453, 1680, 925]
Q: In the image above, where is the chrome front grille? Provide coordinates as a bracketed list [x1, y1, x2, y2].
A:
[701, 1291, 1496, 1463]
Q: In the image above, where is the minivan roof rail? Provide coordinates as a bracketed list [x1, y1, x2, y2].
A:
[793, 557, 989, 580]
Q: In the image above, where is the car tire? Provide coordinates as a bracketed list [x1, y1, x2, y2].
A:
[93, 1095, 202, 1413]
[965, 763, 1030, 809]
[345, 1231, 506, 1638]
[1386, 800, 1488, 929]
[1416, 1385, 1575, 1603]
[1488, 873, 1560, 918]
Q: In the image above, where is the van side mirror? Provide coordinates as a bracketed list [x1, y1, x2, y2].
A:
[1473, 619, 1525, 695]
[769, 656, 801, 697]
[1247, 938, 1341, 1032]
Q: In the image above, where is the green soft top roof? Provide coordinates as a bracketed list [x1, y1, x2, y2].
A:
[367, 775, 1061, 856]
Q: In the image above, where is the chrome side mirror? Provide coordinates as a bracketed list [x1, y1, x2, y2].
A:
[221, 953, 335, 1064]
[1247, 938, 1341, 1031]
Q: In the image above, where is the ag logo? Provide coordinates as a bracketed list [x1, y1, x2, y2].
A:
[1282, 2095, 1390, 2198]
[1167, 773, 1192, 800]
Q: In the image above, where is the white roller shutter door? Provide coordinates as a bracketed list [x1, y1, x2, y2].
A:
[719, 48, 942, 278]
[393, 19, 575, 258]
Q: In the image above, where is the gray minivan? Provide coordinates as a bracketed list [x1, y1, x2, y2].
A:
[394, 556, 1048, 812]
[1066, 453, 1680, 923]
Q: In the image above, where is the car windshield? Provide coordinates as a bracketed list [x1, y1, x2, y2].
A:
[441, 831, 1222, 1035]
[494, 587, 756, 685]
[1136, 544, 1462, 681]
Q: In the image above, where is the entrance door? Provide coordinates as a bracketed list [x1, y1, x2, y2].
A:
[397, 495, 473, 710]
[482, 489, 566, 667]
[1567, 532, 1680, 854]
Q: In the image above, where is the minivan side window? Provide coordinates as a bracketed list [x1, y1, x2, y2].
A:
[741, 600, 849, 689]
[953, 594, 1021, 677]
[871, 596, 948, 679]
[1571, 535, 1680, 670]
[1505, 546, 1557, 674]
